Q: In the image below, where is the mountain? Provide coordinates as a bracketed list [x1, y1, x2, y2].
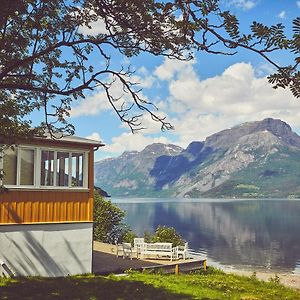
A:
[94, 143, 183, 197]
[95, 118, 300, 198]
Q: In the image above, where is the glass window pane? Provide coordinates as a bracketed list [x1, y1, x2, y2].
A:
[71, 153, 83, 187]
[57, 152, 69, 186]
[3, 147, 17, 185]
[20, 149, 35, 185]
[41, 150, 54, 186]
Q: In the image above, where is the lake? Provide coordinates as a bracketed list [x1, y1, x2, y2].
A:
[112, 198, 300, 274]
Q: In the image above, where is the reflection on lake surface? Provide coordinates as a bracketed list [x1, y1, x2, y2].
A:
[113, 198, 300, 274]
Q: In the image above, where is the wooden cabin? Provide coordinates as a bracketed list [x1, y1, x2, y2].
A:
[0, 135, 103, 277]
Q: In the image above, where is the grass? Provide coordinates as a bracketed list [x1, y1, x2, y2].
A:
[123, 268, 300, 300]
[0, 268, 299, 299]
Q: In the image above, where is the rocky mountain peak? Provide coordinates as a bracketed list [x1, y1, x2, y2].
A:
[239, 118, 292, 137]
[205, 118, 299, 149]
[141, 143, 183, 156]
[120, 150, 139, 160]
[186, 141, 204, 156]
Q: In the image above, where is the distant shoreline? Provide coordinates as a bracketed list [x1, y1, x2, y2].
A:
[201, 257, 300, 290]
[111, 197, 300, 203]
[222, 267, 300, 290]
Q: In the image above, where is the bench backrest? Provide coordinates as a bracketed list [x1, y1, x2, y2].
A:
[122, 243, 132, 251]
[178, 242, 188, 251]
[144, 243, 172, 251]
[134, 238, 144, 247]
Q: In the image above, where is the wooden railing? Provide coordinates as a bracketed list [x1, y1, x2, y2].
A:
[142, 259, 207, 275]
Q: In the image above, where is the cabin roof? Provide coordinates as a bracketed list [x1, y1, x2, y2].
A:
[37, 133, 105, 147]
[0, 132, 105, 148]
[45, 134, 104, 146]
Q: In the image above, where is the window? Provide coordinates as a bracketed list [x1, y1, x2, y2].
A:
[41, 150, 54, 186]
[72, 153, 83, 187]
[3, 147, 17, 185]
[20, 148, 35, 186]
[1, 146, 88, 189]
[57, 152, 69, 187]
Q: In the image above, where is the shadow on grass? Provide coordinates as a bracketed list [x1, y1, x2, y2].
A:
[0, 276, 193, 300]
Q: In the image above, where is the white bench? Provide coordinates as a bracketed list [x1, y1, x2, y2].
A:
[140, 243, 178, 261]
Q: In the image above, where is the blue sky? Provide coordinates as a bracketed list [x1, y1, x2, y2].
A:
[63, 1, 300, 161]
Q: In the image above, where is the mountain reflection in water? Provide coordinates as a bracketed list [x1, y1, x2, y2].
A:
[113, 199, 300, 274]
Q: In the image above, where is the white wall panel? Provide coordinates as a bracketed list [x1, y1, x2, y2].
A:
[0, 222, 93, 277]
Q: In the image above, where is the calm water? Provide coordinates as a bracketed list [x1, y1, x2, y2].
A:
[112, 198, 300, 274]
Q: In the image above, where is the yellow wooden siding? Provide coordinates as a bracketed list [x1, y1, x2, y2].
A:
[0, 190, 93, 224]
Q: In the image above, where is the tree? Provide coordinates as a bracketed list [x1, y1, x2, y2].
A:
[0, 0, 299, 141]
[93, 191, 134, 243]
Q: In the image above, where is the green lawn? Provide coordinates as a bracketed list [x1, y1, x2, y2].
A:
[0, 268, 299, 299]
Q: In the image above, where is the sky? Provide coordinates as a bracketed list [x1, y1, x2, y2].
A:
[63, 1, 300, 161]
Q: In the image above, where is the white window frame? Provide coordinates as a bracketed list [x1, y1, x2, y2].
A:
[1, 145, 89, 190]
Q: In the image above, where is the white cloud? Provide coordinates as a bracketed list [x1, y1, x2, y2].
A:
[228, 0, 256, 10]
[103, 132, 173, 154]
[278, 10, 286, 19]
[86, 132, 102, 141]
[297, 1, 300, 8]
[78, 59, 300, 159]
[99, 61, 300, 157]
[131, 67, 156, 89]
[74, 7, 109, 36]
[154, 58, 196, 81]
[79, 18, 108, 35]
[138, 113, 170, 134]
[161, 62, 300, 148]
[71, 65, 160, 117]
[71, 89, 111, 117]
[76, 7, 109, 36]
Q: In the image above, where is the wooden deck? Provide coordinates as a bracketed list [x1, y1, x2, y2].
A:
[93, 241, 207, 275]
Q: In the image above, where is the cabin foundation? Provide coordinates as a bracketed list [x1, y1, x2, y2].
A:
[0, 222, 93, 277]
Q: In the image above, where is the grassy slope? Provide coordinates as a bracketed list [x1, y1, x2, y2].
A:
[203, 148, 300, 198]
[0, 268, 299, 300]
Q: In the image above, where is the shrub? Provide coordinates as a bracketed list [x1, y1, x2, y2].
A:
[122, 227, 137, 244]
[151, 225, 184, 246]
[143, 231, 153, 243]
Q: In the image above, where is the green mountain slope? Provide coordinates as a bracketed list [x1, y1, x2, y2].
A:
[203, 147, 300, 198]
